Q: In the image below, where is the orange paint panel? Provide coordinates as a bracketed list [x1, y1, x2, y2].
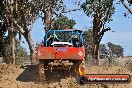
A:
[36, 45, 85, 60]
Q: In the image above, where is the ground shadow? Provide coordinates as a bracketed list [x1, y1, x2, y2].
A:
[16, 65, 38, 82]
[16, 65, 78, 83]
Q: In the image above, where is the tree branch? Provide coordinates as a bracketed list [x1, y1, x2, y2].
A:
[39, 14, 44, 19]
[103, 0, 113, 22]
[62, 8, 81, 13]
[120, 0, 132, 14]
[98, 27, 111, 43]
[13, 18, 25, 34]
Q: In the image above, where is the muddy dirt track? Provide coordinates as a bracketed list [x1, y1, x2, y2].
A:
[0, 63, 132, 88]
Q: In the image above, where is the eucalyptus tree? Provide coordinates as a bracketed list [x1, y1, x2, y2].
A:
[107, 42, 124, 58]
[0, 0, 69, 64]
[33, 0, 66, 31]
[0, 0, 17, 64]
[0, 0, 39, 64]
[81, 0, 115, 65]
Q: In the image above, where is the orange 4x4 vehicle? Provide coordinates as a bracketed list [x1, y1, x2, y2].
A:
[36, 29, 86, 81]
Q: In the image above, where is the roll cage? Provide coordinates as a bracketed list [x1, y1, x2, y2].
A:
[42, 29, 84, 47]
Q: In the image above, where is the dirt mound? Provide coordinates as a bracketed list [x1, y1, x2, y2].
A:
[0, 64, 132, 88]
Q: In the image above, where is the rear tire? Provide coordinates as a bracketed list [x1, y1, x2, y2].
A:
[70, 61, 82, 77]
[38, 61, 46, 81]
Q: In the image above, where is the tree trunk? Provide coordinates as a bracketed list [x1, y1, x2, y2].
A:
[11, 28, 16, 64]
[92, 14, 100, 66]
[43, 7, 52, 31]
[92, 39, 99, 65]
[24, 33, 36, 65]
[8, 22, 16, 64]
[0, 24, 4, 57]
[10, 0, 15, 64]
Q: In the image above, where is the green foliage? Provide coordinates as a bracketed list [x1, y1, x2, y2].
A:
[85, 55, 92, 65]
[83, 29, 93, 64]
[33, 0, 65, 10]
[1, 0, 39, 26]
[15, 0, 39, 26]
[15, 39, 29, 65]
[84, 29, 108, 58]
[99, 44, 108, 59]
[52, 15, 76, 29]
[83, 29, 93, 55]
[81, 0, 115, 22]
[107, 42, 124, 58]
[83, 28, 124, 60]
[0, 0, 40, 41]
[81, 0, 115, 65]
[0, 37, 29, 64]
[100, 42, 124, 66]
[0, 0, 67, 64]
[33, 0, 66, 18]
